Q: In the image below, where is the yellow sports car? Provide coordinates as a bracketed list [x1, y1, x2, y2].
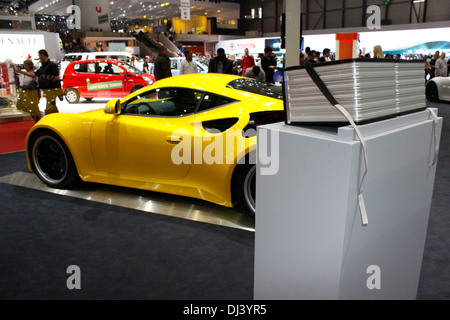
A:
[26, 73, 284, 215]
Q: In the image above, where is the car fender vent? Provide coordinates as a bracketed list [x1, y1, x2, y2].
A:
[202, 117, 240, 133]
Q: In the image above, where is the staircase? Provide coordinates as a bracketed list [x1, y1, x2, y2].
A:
[132, 31, 182, 58]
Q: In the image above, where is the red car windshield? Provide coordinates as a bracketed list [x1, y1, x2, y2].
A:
[119, 61, 144, 74]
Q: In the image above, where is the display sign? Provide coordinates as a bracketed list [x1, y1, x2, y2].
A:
[180, 0, 190, 21]
[265, 38, 282, 52]
[66, 5, 81, 30]
[98, 14, 109, 24]
[181, 6, 190, 21]
[215, 38, 268, 55]
[0, 33, 45, 63]
[86, 79, 123, 91]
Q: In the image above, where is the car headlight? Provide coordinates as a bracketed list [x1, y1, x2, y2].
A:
[143, 77, 153, 84]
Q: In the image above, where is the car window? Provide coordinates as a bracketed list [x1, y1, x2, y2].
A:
[170, 60, 178, 69]
[109, 55, 130, 63]
[197, 93, 235, 112]
[73, 62, 88, 73]
[122, 87, 203, 117]
[84, 62, 123, 74]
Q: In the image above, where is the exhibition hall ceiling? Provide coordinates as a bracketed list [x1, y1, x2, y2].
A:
[22, 0, 240, 20]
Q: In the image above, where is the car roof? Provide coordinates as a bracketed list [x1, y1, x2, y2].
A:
[65, 52, 131, 56]
[68, 58, 124, 64]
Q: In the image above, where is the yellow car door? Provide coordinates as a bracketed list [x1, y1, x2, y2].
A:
[90, 87, 203, 181]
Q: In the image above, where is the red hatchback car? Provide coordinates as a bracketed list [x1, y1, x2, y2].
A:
[62, 58, 155, 103]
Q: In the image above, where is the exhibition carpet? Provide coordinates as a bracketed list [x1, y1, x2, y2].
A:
[0, 151, 254, 300]
[0, 120, 35, 154]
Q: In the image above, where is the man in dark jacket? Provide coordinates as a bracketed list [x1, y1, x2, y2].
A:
[208, 48, 234, 75]
[154, 46, 172, 81]
[260, 46, 277, 84]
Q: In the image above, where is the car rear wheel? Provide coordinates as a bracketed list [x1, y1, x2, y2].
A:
[65, 88, 80, 104]
[426, 82, 440, 102]
[237, 164, 256, 215]
[29, 130, 80, 189]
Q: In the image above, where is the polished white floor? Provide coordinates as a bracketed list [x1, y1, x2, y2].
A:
[53, 97, 110, 114]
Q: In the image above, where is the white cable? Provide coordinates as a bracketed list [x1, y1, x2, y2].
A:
[428, 108, 439, 168]
[334, 104, 369, 226]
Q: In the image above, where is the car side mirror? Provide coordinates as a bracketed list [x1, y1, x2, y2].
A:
[104, 98, 121, 115]
[121, 71, 131, 77]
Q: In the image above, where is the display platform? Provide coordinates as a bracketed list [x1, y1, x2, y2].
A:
[0, 170, 254, 232]
[0, 112, 33, 124]
[254, 108, 443, 300]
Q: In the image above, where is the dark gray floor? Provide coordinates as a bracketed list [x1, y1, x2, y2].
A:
[417, 102, 450, 300]
[0, 101, 448, 300]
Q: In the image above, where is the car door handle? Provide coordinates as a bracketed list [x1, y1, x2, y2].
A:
[166, 135, 183, 143]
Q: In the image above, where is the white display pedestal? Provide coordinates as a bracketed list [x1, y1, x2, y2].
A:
[254, 109, 443, 300]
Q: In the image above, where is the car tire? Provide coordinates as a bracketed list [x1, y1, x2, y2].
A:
[237, 164, 256, 215]
[426, 82, 440, 102]
[131, 85, 144, 93]
[65, 88, 80, 104]
[29, 130, 80, 189]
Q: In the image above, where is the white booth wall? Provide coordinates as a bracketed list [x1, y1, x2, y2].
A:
[0, 30, 63, 64]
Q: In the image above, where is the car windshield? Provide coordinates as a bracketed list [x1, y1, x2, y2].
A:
[226, 78, 283, 100]
[119, 61, 143, 74]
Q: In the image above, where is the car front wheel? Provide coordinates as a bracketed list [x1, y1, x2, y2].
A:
[29, 130, 80, 189]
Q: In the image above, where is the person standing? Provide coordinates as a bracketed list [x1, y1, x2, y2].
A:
[143, 55, 154, 74]
[15, 59, 41, 122]
[206, 50, 214, 64]
[143, 56, 150, 73]
[319, 48, 331, 62]
[260, 46, 277, 83]
[208, 48, 234, 75]
[241, 48, 255, 76]
[373, 45, 384, 59]
[430, 51, 440, 80]
[179, 50, 198, 75]
[154, 46, 172, 81]
[435, 52, 448, 78]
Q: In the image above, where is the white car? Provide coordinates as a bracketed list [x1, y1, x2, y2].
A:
[426, 76, 450, 102]
[170, 57, 208, 76]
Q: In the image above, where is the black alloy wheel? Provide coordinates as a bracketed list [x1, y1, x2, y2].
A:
[29, 130, 80, 189]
